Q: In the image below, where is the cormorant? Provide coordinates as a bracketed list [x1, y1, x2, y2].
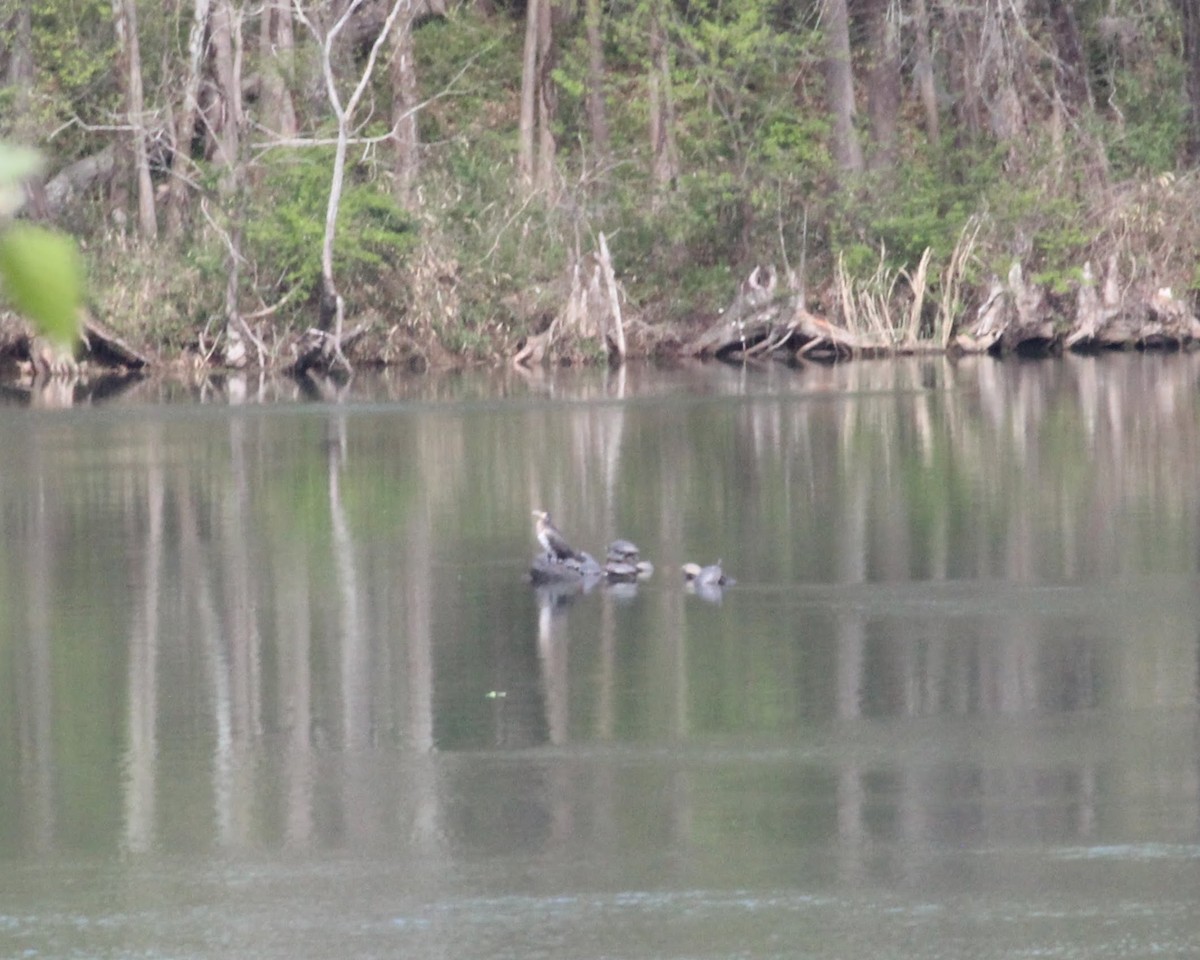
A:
[532, 510, 581, 561]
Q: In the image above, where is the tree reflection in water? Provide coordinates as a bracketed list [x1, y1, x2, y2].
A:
[0, 355, 1199, 959]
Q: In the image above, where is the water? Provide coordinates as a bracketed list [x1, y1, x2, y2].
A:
[1, 353, 1199, 958]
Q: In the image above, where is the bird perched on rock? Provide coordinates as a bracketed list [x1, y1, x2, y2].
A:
[532, 510, 581, 562]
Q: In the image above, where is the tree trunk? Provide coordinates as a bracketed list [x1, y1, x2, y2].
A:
[7, 1, 47, 218]
[943, 4, 990, 140]
[260, 0, 298, 138]
[865, 0, 900, 171]
[211, 0, 247, 364]
[1176, 0, 1200, 163]
[583, 0, 610, 163]
[517, 0, 541, 190]
[6, 2, 33, 89]
[166, 0, 212, 236]
[944, 2, 1031, 149]
[391, 8, 419, 207]
[1047, 1, 1090, 112]
[911, 0, 940, 145]
[647, 0, 678, 190]
[293, 0, 410, 364]
[534, 0, 557, 193]
[822, 0, 864, 176]
[517, 0, 557, 194]
[210, 0, 243, 177]
[112, 0, 158, 239]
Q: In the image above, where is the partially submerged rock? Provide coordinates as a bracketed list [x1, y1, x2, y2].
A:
[529, 536, 653, 589]
[529, 550, 603, 586]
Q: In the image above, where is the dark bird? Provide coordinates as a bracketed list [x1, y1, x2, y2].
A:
[532, 510, 581, 561]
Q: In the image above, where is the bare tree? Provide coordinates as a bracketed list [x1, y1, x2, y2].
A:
[1174, 0, 1200, 162]
[1047, 2, 1091, 112]
[260, 0, 299, 139]
[210, 0, 249, 366]
[210, 0, 243, 180]
[517, 0, 556, 193]
[6, 1, 33, 90]
[391, 4, 420, 206]
[822, 0, 864, 177]
[583, 0, 610, 163]
[535, 0, 557, 190]
[6, 0, 48, 218]
[865, 0, 900, 171]
[166, 0, 212, 236]
[911, 0, 940, 145]
[517, 0, 540, 189]
[111, 0, 158, 238]
[647, 0, 678, 190]
[293, 0, 412, 365]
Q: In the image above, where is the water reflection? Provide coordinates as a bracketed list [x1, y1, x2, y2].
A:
[2, 354, 1200, 957]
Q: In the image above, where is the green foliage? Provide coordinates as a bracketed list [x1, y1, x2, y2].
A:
[0, 0, 115, 153]
[414, 12, 518, 141]
[0, 224, 83, 347]
[0, 143, 82, 348]
[1084, 5, 1185, 177]
[242, 151, 419, 303]
[0, 144, 40, 201]
[829, 138, 1003, 277]
[1105, 56, 1185, 176]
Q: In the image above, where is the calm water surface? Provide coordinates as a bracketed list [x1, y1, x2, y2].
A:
[2, 354, 1199, 959]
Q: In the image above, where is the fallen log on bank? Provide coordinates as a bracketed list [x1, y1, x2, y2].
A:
[81, 314, 153, 370]
[0, 310, 152, 377]
[683, 265, 862, 361]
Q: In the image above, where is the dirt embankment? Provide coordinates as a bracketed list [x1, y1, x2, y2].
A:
[4, 254, 1198, 386]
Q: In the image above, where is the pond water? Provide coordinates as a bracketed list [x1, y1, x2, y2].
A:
[1, 353, 1199, 959]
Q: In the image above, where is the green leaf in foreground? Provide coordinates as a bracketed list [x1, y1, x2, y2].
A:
[0, 144, 41, 185]
[0, 223, 83, 348]
[0, 144, 42, 216]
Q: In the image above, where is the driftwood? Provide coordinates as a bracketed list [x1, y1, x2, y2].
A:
[82, 314, 152, 369]
[956, 256, 1200, 354]
[689, 256, 1200, 364]
[0, 310, 152, 376]
[955, 262, 1055, 353]
[683, 265, 861, 360]
[1066, 255, 1200, 350]
[289, 324, 366, 376]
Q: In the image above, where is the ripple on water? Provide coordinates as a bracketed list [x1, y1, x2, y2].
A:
[1053, 843, 1200, 861]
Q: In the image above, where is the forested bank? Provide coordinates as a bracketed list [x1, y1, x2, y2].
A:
[3, 0, 1200, 372]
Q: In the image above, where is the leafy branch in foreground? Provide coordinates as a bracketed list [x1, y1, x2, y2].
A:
[0, 143, 82, 350]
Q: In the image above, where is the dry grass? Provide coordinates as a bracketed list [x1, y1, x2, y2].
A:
[832, 218, 983, 351]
